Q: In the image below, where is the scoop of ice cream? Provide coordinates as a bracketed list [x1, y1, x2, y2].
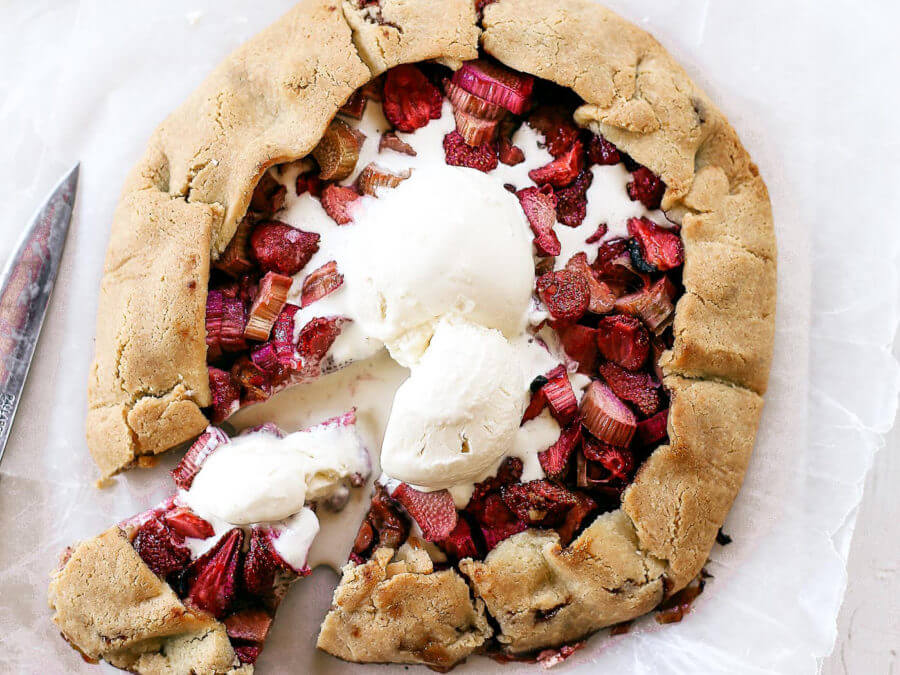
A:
[379, 320, 529, 489]
[341, 165, 534, 367]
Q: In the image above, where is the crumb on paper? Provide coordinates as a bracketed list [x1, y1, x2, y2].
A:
[186, 10, 204, 25]
[95, 476, 114, 489]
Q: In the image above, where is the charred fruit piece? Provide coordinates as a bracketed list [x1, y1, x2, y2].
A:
[383, 64, 443, 132]
[581, 381, 637, 447]
[250, 221, 320, 276]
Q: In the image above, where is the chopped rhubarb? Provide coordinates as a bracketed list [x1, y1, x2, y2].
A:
[225, 608, 273, 643]
[249, 173, 286, 216]
[207, 291, 248, 355]
[537, 269, 590, 322]
[587, 133, 622, 165]
[542, 375, 578, 425]
[635, 408, 669, 447]
[320, 184, 360, 225]
[244, 272, 292, 341]
[517, 185, 560, 257]
[452, 59, 534, 115]
[627, 166, 666, 210]
[270, 303, 301, 372]
[300, 261, 344, 308]
[556, 492, 597, 545]
[352, 486, 410, 560]
[538, 420, 582, 479]
[445, 79, 507, 121]
[250, 221, 320, 276]
[580, 381, 637, 447]
[356, 163, 410, 196]
[382, 64, 443, 132]
[295, 171, 322, 197]
[172, 427, 230, 490]
[185, 528, 244, 619]
[312, 119, 362, 181]
[555, 169, 593, 227]
[443, 131, 498, 172]
[565, 252, 616, 314]
[214, 217, 254, 277]
[453, 109, 500, 146]
[627, 217, 684, 271]
[501, 480, 578, 527]
[499, 136, 525, 166]
[614, 276, 677, 334]
[595, 314, 650, 371]
[163, 507, 215, 540]
[437, 517, 480, 560]
[208, 367, 241, 424]
[250, 342, 279, 374]
[339, 88, 369, 119]
[556, 323, 598, 373]
[379, 131, 417, 156]
[205, 290, 225, 361]
[234, 646, 262, 665]
[528, 105, 580, 157]
[391, 483, 458, 542]
[131, 518, 191, 578]
[579, 439, 635, 490]
[295, 316, 344, 366]
[231, 356, 272, 403]
[598, 362, 661, 416]
[528, 140, 584, 188]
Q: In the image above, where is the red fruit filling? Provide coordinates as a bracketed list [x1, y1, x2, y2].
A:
[185, 528, 243, 619]
[131, 517, 191, 578]
[501, 480, 578, 527]
[565, 252, 616, 314]
[296, 171, 322, 197]
[614, 276, 677, 334]
[541, 375, 578, 425]
[537, 269, 590, 322]
[595, 314, 650, 371]
[436, 517, 480, 560]
[208, 367, 240, 424]
[295, 316, 344, 367]
[231, 356, 272, 404]
[598, 362, 661, 416]
[585, 223, 609, 244]
[357, 163, 410, 196]
[391, 483, 458, 542]
[627, 166, 666, 210]
[249, 174, 286, 216]
[443, 131, 499, 172]
[250, 221, 319, 276]
[627, 217, 685, 272]
[556, 492, 597, 545]
[312, 119, 362, 181]
[528, 105, 580, 157]
[163, 507, 215, 540]
[580, 381, 637, 447]
[244, 272, 292, 341]
[379, 131, 417, 156]
[171, 427, 230, 490]
[538, 420, 582, 479]
[452, 59, 534, 115]
[635, 408, 669, 447]
[351, 486, 411, 560]
[470, 492, 527, 552]
[556, 323, 598, 374]
[382, 64, 442, 132]
[499, 136, 525, 166]
[214, 218, 254, 277]
[225, 609, 274, 664]
[320, 185, 360, 225]
[517, 185, 560, 257]
[300, 261, 344, 308]
[578, 440, 635, 496]
[453, 109, 500, 146]
[587, 133, 622, 165]
[528, 140, 584, 188]
[555, 169, 593, 227]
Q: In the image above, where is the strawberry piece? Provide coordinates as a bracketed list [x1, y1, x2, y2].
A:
[635, 408, 669, 447]
[580, 439, 635, 485]
[453, 59, 534, 115]
[131, 518, 191, 578]
[295, 316, 344, 365]
[208, 367, 241, 424]
[470, 493, 527, 552]
[517, 185, 560, 257]
[565, 252, 616, 314]
[320, 184, 360, 225]
[528, 105, 579, 157]
[249, 174, 286, 216]
[443, 131, 498, 172]
[627, 217, 684, 271]
[437, 517, 480, 560]
[499, 136, 525, 166]
[501, 480, 578, 527]
[244, 272, 292, 341]
[587, 134, 621, 165]
[214, 217, 255, 277]
[537, 269, 590, 322]
[295, 171, 322, 197]
[250, 221, 320, 276]
[627, 166, 666, 210]
[585, 223, 609, 244]
[538, 420, 582, 479]
[163, 507, 215, 540]
[542, 375, 578, 425]
[468, 457, 524, 507]
[300, 261, 344, 308]
[391, 483, 458, 542]
[556, 492, 597, 545]
[614, 276, 677, 334]
[312, 119, 362, 181]
[598, 362, 661, 416]
[383, 64, 442, 132]
[231, 356, 272, 404]
[528, 140, 584, 188]
[186, 528, 244, 619]
[522, 383, 548, 424]
[580, 381, 637, 447]
[556, 323, 598, 374]
[171, 427, 230, 490]
[555, 169, 593, 227]
[225, 608, 273, 643]
[242, 527, 292, 596]
[379, 131, 417, 156]
[595, 314, 650, 371]
[234, 646, 262, 665]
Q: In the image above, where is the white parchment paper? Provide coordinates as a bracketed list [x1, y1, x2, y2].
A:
[1, 1, 898, 673]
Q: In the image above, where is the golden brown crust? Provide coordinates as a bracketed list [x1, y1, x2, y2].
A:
[48, 528, 243, 674]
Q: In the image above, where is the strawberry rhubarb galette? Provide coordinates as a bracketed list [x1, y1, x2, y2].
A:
[67, 0, 775, 671]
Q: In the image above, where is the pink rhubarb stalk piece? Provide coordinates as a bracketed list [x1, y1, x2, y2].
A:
[300, 261, 344, 308]
[244, 272, 292, 342]
[452, 59, 534, 115]
[172, 426, 231, 489]
[580, 381, 637, 447]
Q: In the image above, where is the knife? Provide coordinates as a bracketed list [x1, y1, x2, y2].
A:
[0, 164, 79, 465]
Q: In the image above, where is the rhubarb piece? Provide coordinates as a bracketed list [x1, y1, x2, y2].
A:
[312, 119, 362, 181]
[469, 493, 526, 552]
[250, 173, 286, 215]
[598, 362, 661, 416]
[537, 269, 590, 322]
[352, 486, 411, 560]
[172, 427, 230, 490]
[207, 292, 248, 355]
[453, 109, 500, 146]
[131, 518, 191, 578]
[627, 217, 684, 271]
[163, 507, 215, 540]
[205, 290, 226, 361]
[234, 646, 261, 665]
[499, 136, 525, 166]
[339, 88, 369, 119]
[517, 185, 560, 257]
[594, 246, 650, 297]
[585, 223, 609, 244]
[250, 342, 278, 374]
[566, 252, 616, 314]
[244, 272, 291, 341]
[595, 314, 650, 371]
[437, 517, 480, 560]
[587, 134, 621, 165]
[231, 356, 272, 403]
[295, 316, 344, 365]
[627, 166, 666, 210]
[556, 323, 598, 373]
[270, 304, 301, 372]
[443, 131, 498, 172]
[452, 59, 534, 115]
[501, 480, 578, 527]
[225, 608, 273, 643]
[300, 261, 344, 308]
[382, 64, 442, 132]
[296, 171, 322, 197]
[468, 457, 525, 507]
[208, 367, 241, 424]
[392, 483, 458, 542]
[556, 492, 597, 545]
[214, 217, 254, 277]
[538, 420, 582, 479]
[357, 163, 410, 196]
[581, 381, 637, 447]
[320, 184, 360, 225]
[635, 408, 669, 447]
[555, 169, 593, 227]
[185, 528, 244, 619]
[379, 131, 416, 156]
[579, 440, 635, 495]
[528, 105, 580, 157]
[528, 140, 584, 188]
[250, 221, 320, 276]
[445, 79, 507, 121]
[542, 375, 578, 425]
[614, 276, 677, 334]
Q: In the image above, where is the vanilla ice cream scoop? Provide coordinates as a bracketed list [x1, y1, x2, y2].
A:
[379, 320, 528, 489]
[341, 165, 535, 367]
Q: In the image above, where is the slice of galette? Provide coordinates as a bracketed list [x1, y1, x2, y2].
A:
[49, 413, 371, 673]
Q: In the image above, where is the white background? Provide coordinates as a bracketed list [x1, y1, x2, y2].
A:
[0, 1, 898, 673]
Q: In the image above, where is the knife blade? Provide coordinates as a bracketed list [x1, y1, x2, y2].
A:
[0, 164, 79, 465]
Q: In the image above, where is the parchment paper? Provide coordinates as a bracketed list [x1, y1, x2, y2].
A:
[1, 1, 898, 673]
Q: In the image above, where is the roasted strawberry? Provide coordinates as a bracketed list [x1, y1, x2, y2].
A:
[555, 169, 593, 227]
[452, 59, 534, 115]
[249, 174, 286, 216]
[392, 483, 458, 542]
[528, 140, 584, 188]
[443, 131, 499, 172]
[231, 356, 272, 403]
[581, 381, 637, 447]
[379, 131, 417, 156]
[627, 166, 666, 210]
[320, 185, 360, 225]
[131, 518, 191, 578]
[499, 136, 525, 165]
[383, 64, 442, 132]
[598, 362, 661, 417]
[171, 427, 230, 489]
[296, 171, 322, 197]
[250, 221, 319, 276]
[556, 492, 597, 545]
[517, 185, 560, 257]
[635, 408, 669, 447]
[627, 217, 684, 271]
[295, 316, 344, 366]
[595, 314, 650, 371]
[208, 367, 241, 423]
[556, 323, 598, 373]
[585, 223, 609, 244]
[470, 493, 527, 552]
[501, 480, 578, 527]
[163, 507, 215, 540]
[565, 252, 616, 314]
[587, 133, 622, 166]
[242, 527, 283, 596]
[437, 516, 480, 560]
[528, 105, 579, 157]
[537, 269, 590, 322]
[185, 528, 244, 619]
[538, 420, 582, 479]
[300, 261, 344, 308]
[469, 457, 524, 506]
